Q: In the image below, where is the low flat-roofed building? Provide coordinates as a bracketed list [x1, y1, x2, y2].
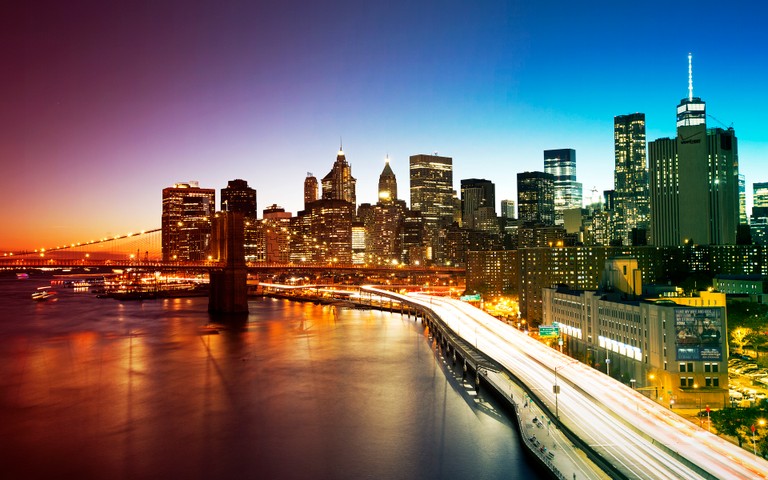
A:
[543, 257, 728, 408]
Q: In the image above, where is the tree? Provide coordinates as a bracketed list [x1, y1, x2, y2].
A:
[732, 327, 753, 353]
[710, 408, 749, 447]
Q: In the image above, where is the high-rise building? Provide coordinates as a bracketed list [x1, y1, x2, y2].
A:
[410, 154, 454, 262]
[378, 156, 398, 203]
[321, 148, 356, 206]
[544, 149, 582, 225]
[649, 55, 739, 246]
[500, 199, 515, 219]
[162, 182, 216, 261]
[221, 179, 257, 219]
[752, 182, 768, 222]
[460, 178, 497, 231]
[739, 174, 747, 225]
[517, 171, 555, 226]
[291, 199, 354, 264]
[304, 173, 318, 208]
[613, 114, 649, 245]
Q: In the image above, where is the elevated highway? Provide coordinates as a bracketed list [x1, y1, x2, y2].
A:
[364, 287, 768, 480]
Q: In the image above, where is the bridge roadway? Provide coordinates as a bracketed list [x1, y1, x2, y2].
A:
[0, 258, 463, 275]
[362, 287, 768, 480]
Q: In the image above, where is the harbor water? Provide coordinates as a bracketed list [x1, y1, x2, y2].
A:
[0, 278, 535, 479]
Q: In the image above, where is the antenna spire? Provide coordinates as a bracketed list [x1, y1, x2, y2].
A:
[339, 136, 343, 152]
[688, 53, 693, 101]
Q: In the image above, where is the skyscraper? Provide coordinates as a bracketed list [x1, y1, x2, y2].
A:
[221, 179, 257, 219]
[500, 199, 515, 220]
[321, 147, 356, 206]
[543, 149, 582, 225]
[162, 182, 216, 261]
[460, 178, 496, 231]
[517, 171, 555, 226]
[649, 55, 739, 246]
[752, 182, 768, 222]
[739, 174, 747, 225]
[410, 154, 454, 262]
[304, 173, 318, 208]
[613, 113, 649, 245]
[378, 156, 398, 203]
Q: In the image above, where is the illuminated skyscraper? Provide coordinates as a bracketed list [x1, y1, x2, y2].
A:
[739, 174, 747, 225]
[410, 153, 454, 262]
[649, 55, 739, 246]
[304, 173, 318, 208]
[517, 171, 554, 226]
[221, 179, 257, 220]
[544, 149, 582, 225]
[162, 182, 216, 261]
[322, 148, 356, 206]
[613, 114, 649, 245]
[378, 156, 398, 203]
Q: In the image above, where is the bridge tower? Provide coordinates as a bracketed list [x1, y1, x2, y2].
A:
[208, 211, 249, 314]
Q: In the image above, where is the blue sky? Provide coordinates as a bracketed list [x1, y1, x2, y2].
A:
[3, 0, 767, 250]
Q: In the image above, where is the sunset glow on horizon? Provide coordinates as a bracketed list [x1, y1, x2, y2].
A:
[4, 1, 767, 251]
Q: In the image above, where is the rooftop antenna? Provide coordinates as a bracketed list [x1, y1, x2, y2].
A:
[688, 52, 693, 101]
[339, 136, 343, 152]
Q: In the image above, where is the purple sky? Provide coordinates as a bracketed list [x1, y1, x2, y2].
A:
[3, 0, 767, 251]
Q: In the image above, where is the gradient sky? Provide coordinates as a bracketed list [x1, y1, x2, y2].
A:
[3, 0, 767, 251]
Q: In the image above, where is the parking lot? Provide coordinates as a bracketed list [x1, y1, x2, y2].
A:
[728, 356, 768, 406]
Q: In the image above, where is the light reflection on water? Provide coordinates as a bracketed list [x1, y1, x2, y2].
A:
[0, 278, 534, 479]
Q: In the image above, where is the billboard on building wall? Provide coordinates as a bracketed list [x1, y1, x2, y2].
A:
[674, 307, 723, 361]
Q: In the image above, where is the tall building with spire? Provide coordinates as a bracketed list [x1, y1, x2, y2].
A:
[304, 173, 318, 208]
[649, 54, 739, 246]
[378, 156, 398, 203]
[613, 113, 649, 245]
[321, 146, 356, 206]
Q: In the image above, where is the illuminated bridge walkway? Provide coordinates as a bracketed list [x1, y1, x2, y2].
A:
[264, 283, 768, 480]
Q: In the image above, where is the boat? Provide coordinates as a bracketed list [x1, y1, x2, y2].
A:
[32, 286, 57, 301]
[16, 273, 29, 280]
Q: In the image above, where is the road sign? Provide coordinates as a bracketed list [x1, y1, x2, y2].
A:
[539, 325, 559, 338]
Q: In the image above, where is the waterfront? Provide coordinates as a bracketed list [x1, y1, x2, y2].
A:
[0, 278, 534, 479]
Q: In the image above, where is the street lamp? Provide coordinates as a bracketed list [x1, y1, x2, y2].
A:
[606, 358, 611, 377]
[753, 419, 766, 456]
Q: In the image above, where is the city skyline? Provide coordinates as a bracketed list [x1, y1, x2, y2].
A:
[4, 1, 767, 251]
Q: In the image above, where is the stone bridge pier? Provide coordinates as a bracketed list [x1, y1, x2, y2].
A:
[208, 211, 249, 315]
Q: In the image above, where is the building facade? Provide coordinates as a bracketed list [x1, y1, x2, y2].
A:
[613, 114, 649, 245]
[161, 182, 216, 261]
[544, 149, 582, 225]
[322, 148, 356, 206]
[410, 154, 454, 263]
[517, 171, 555, 226]
[542, 258, 728, 408]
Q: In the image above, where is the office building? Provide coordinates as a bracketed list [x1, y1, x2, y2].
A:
[500, 199, 515, 219]
[221, 179, 257, 219]
[542, 258, 728, 408]
[517, 171, 555, 226]
[410, 154, 454, 262]
[544, 149, 582, 225]
[649, 55, 739, 246]
[460, 178, 497, 232]
[304, 173, 319, 208]
[162, 182, 216, 261]
[322, 147, 356, 206]
[378, 156, 398, 203]
[613, 114, 649, 245]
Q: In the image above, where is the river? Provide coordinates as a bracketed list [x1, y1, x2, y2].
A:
[0, 277, 535, 479]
